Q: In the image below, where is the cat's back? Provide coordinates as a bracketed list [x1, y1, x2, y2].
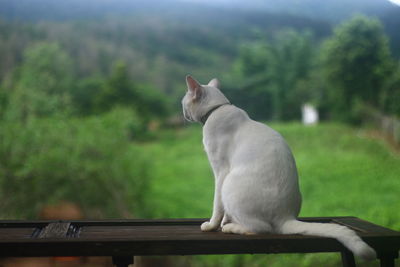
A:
[203, 105, 292, 159]
[241, 119, 281, 140]
[232, 115, 295, 166]
[236, 115, 286, 147]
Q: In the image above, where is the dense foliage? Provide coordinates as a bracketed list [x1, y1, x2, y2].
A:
[321, 15, 395, 122]
[229, 30, 315, 120]
[0, 41, 160, 219]
[0, 108, 149, 218]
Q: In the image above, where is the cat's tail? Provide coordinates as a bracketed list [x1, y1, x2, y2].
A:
[279, 219, 376, 260]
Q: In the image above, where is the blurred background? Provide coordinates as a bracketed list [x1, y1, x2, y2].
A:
[0, 0, 399, 266]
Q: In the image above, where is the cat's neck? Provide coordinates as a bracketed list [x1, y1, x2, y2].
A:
[200, 103, 231, 125]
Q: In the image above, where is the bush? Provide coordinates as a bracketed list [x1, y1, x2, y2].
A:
[321, 15, 394, 122]
[0, 107, 150, 219]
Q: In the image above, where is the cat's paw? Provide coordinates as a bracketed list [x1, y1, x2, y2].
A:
[201, 221, 219, 232]
[222, 223, 254, 235]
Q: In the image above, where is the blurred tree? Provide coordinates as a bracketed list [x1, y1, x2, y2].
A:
[95, 61, 133, 112]
[95, 61, 169, 120]
[380, 62, 400, 117]
[0, 85, 6, 120]
[321, 15, 394, 122]
[0, 107, 150, 219]
[273, 30, 315, 120]
[0, 46, 153, 220]
[232, 30, 314, 120]
[72, 75, 104, 116]
[4, 42, 74, 122]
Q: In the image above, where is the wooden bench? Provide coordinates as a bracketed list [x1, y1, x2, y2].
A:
[0, 217, 399, 267]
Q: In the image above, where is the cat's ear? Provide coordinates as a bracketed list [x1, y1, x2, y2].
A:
[208, 78, 220, 88]
[186, 75, 203, 100]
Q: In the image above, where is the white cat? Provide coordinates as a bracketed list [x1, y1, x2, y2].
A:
[181, 75, 376, 260]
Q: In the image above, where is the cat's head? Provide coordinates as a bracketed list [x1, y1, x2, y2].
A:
[182, 75, 230, 123]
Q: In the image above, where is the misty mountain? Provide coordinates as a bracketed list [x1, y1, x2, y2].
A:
[182, 0, 397, 22]
[0, 0, 398, 67]
[0, 0, 398, 23]
[0, 1, 333, 92]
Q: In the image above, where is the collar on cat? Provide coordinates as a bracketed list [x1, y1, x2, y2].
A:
[200, 103, 231, 125]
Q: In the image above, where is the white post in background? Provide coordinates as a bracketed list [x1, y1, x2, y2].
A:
[302, 103, 319, 125]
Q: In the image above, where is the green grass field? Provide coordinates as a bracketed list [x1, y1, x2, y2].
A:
[141, 123, 400, 267]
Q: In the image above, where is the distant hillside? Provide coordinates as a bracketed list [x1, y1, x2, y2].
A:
[0, 4, 333, 98]
[182, 0, 397, 22]
[0, 0, 164, 21]
[0, 0, 398, 58]
[380, 7, 400, 57]
[1, 0, 397, 23]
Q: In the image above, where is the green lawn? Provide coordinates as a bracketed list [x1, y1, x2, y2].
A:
[141, 122, 400, 267]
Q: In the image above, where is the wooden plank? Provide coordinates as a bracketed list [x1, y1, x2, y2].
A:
[0, 228, 37, 240]
[332, 217, 400, 236]
[0, 222, 344, 256]
[0, 235, 344, 257]
[38, 222, 71, 238]
[0, 217, 398, 259]
[0, 219, 204, 228]
[78, 225, 305, 241]
[0, 217, 355, 227]
[0, 221, 49, 228]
